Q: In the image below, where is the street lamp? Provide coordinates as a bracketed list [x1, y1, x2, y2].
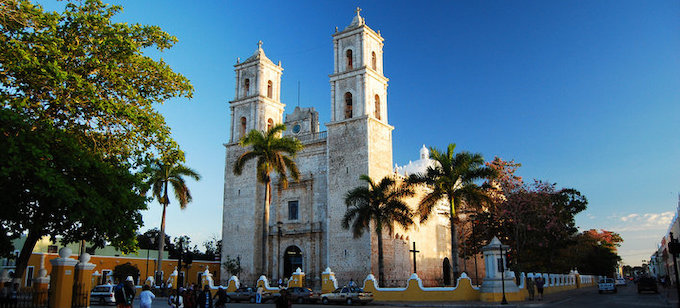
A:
[146, 237, 155, 282]
[277, 221, 283, 283]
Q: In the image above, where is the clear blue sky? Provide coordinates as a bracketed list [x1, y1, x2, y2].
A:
[38, 0, 680, 266]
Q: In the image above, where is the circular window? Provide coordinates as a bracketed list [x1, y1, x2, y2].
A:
[292, 124, 301, 134]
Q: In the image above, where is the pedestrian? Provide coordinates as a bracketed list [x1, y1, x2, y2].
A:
[348, 279, 355, 287]
[256, 286, 263, 304]
[275, 289, 291, 308]
[169, 290, 184, 308]
[184, 287, 196, 308]
[277, 278, 282, 287]
[115, 277, 135, 308]
[535, 276, 545, 301]
[526, 277, 535, 301]
[213, 286, 227, 308]
[198, 285, 212, 308]
[139, 285, 156, 308]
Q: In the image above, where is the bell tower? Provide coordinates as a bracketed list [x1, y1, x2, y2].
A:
[325, 8, 394, 281]
[229, 41, 284, 142]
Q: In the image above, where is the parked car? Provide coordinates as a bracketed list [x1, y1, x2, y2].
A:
[321, 286, 373, 305]
[287, 287, 318, 304]
[225, 287, 275, 303]
[90, 284, 116, 305]
[598, 278, 617, 294]
[637, 277, 659, 294]
[615, 278, 627, 286]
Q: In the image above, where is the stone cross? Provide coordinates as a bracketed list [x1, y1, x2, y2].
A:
[355, 7, 361, 16]
[409, 242, 420, 274]
[257, 40, 263, 49]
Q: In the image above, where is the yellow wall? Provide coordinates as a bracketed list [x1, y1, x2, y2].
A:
[21, 253, 220, 288]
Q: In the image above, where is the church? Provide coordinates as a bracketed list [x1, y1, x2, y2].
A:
[221, 9, 463, 288]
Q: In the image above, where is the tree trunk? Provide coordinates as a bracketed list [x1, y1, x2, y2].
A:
[14, 228, 41, 282]
[261, 180, 270, 276]
[376, 225, 385, 287]
[449, 198, 459, 283]
[156, 181, 169, 282]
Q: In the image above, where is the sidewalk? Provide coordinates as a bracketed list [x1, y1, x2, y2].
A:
[372, 286, 597, 308]
[660, 286, 679, 306]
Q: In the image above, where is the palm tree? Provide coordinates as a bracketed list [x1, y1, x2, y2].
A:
[146, 160, 201, 282]
[233, 123, 303, 275]
[342, 174, 415, 287]
[408, 143, 494, 282]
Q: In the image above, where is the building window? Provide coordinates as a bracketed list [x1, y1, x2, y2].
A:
[346, 49, 353, 70]
[240, 117, 247, 138]
[288, 201, 299, 220]
[267, 118, 273, 131]
[344, 92, 353, 119]
[267, 80, 273, 98]
[371, 52, 377, 70]
[374, 95, 381, 120]
[25, 266, 34, 287]
[244, 78, 250, 95]
[47, 245, 58, 253]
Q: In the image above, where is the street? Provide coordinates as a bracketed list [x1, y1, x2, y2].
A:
[91, 284, 671, 308]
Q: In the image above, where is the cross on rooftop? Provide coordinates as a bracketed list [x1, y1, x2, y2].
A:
[257, 40, 263, 49]
[355, 7, 361, 16]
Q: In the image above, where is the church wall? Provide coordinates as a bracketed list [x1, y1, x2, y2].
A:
[268, 139, 327, 286]
[221, 144, 263, 284]
[326, 119, 372, 284]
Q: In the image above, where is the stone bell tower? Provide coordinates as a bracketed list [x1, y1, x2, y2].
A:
[325, 8, 394, 281]
[222, 41, 285, 281]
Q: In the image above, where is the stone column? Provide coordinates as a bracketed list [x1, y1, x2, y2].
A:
[289, 268, 305, 288]
[33, 254, 50, 307]
[74, 253, 96, 308]
[479, 237, 520, 302]
[49, 247, 79, 308]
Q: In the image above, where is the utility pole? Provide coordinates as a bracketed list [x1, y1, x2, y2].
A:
[668, 232, 680, 308]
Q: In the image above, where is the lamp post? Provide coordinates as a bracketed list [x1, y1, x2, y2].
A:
[277, 221, 283, 282]
[146, 237, 154, 282]
[500, 245, 508, 305]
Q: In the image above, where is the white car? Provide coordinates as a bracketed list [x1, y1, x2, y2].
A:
[615, 278, 626, 286]
[598, 278, 617, 294]
[90, 285, 116, 305]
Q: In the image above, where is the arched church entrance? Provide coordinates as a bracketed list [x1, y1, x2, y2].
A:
[443, 258, 451, 286]
[283, 246, 303, 279]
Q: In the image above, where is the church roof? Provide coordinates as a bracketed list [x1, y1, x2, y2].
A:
[345, 7, 365, 30]
[241, 40, 274, 65]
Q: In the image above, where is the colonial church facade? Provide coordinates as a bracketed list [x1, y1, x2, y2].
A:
[221, 10, 458, 287]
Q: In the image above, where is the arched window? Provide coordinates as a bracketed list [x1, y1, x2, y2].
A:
[344, 92, 353, 119]
[371, 52, 377, 70]
[346, 49, 353, 70]
[244, 78, 250, 95]
[374, 95, 381, 120]
[267, 80, 273, 98]
[240, 117, 247, 138]
[267, 118, 273, 131]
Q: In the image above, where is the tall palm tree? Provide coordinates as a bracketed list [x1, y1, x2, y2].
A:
[146, 160, 201, 282]
[408, 143, 494, 282]
[342, 174, 415, 287]
[233, 124, 303, 275]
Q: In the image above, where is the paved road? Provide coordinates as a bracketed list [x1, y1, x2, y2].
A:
[91, 283, 671, 308]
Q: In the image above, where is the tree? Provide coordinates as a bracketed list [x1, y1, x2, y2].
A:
[342, 175, 414, 287]
[0, 109, 147, 280]
[233, 124, 303, 274]
[136, 228, 173, 251]
[222, 255, 243, 278]
[0, 0, 193, 279]
[408, 144, 495, 281]
[555, 230, 622, 276]
[113, 262, 141, 284]
[145, 160, 200, 282]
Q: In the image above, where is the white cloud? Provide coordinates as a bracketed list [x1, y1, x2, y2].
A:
[609, 211, 674, 232]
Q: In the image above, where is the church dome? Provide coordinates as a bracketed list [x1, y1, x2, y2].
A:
[420, 144, 429, 160]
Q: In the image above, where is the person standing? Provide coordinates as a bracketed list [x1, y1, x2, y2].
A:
[255, 286, 263, 304]
[197, 285, 213, 308]
[169, 290, 184, 308]
[535, 276, 545, 301]
[213, 286, 227, 308]
[526, 277, 535, 301]
[139, 285, 156, 308]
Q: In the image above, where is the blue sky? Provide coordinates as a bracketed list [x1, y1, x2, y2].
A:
[38, 0, 680, 266]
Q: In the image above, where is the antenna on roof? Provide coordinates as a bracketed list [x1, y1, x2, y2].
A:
[297, 80, 301, 107]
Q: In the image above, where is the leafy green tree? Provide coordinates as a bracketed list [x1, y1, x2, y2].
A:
[145, 160, 200, 281]
[136, 228, 173, 251]
[233, 124, 303, 274]
[222, 255, 243, 278]
[0, 109, 147, 280]
[343, 175, 414, 287]
[408, 144, 495, 281]
[113, 262, 141, 284]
